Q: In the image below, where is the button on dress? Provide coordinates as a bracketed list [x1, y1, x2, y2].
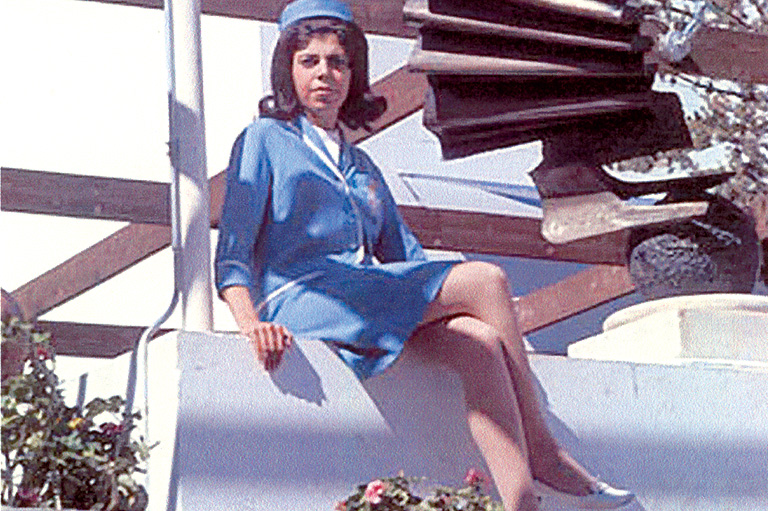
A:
[215, 116, 459, 379]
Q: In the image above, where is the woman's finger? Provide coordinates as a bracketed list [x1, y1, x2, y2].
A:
[251, 328, 268, 365]
[262, 323, 293, 371]
[263, 329, 277, 371]
[277, 324, 294, 349]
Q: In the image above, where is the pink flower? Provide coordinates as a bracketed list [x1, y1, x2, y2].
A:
[464, 468, 487, 487]
[35, 346, 50, 360]
[16, 487, 40, 506]
[100, 422, 125, 437]
[334, 501, 347, 511]
[363, 479, 387, 505]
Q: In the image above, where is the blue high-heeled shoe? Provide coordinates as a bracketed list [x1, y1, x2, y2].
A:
[533, 480, 635, 509]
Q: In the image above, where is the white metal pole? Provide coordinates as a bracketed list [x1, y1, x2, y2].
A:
[170, 0, 213, 331]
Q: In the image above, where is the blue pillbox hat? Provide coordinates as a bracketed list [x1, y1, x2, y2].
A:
[278, 0, 354, 31]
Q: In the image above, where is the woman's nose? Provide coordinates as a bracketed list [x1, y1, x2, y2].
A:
[316, 58, 331, 77]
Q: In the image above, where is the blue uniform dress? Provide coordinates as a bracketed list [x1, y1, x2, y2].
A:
[215, 115, 459, 379]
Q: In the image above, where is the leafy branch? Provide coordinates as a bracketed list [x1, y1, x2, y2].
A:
[1, 318, 149, 510]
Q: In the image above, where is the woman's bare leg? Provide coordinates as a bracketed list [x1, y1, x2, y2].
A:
[409, 316, 539, 511]
[422, 261, 595, 496]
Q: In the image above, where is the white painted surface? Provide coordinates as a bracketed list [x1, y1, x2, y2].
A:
[568, 294, 768, 365]
[169, 0, 214, 331]
[56, 330, 768, 511]
[170, 331, 488, 511]
[171, 331, 768, 511]
[532, 356, 768, 511]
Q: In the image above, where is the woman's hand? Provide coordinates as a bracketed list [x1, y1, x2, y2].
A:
[242, 321, 294, 372]
[221, 286, 294, 372]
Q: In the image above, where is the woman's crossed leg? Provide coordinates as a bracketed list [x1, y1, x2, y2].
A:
[411, 261, 599, 509]
[409, 315, 539, 511]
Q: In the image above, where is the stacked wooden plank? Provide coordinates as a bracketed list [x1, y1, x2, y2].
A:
[404, 0, 692, 162]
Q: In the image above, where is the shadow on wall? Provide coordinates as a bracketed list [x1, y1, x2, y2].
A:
[168, 333, 767, 510]
[271, 338, 651, 509]
[355, 344, 765, 509]
[269, 343, 327, 405]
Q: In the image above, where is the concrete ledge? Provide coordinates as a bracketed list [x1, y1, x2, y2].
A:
[59, 330, 768, 511]
[170, 331, 488, 511]
[170, 332, 768, 511]
[568, 294, 768, 365]
[532, 356, 768, 511]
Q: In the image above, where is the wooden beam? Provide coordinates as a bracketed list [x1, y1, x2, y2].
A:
[37, 320, 172, 358]
[82, 0, 415, 39]
[1, 168, 170, 224]
[5, 168, 629, 319]
[643, 23, 768, 84]
[342, 67, 428, 143]
[3, 62, 629, 320]
[35, 262, 637, 357]
[514, 264, 636, 334]
[400, 206, 628, 265]
[36, 264, 636, 358]
[11, 224, 171, 320]
[91, 0, 768, 84]
[2, 168, 628, 256]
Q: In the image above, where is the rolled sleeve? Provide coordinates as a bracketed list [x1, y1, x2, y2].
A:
[214, 124, 272, 297]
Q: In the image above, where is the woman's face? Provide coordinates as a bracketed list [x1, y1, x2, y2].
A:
[292, 32, 351, 130]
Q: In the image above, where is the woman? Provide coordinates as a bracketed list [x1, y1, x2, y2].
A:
[215, 0, 635, 509]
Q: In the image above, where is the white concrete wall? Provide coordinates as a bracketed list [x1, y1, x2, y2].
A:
[534, 357, 768, 510]
[170, 331, 488, 511]
[569, 294, 768, 365]
[60, 330, 768, 511]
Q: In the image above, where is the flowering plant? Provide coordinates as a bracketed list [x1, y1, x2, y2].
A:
[1, 318, 149, 510]
[336, 469, 502, 511]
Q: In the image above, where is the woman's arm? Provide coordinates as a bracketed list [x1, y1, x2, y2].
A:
[221, 285, 293, 372]
[216, 123, 292, 371]
[367, 161, 427, 263]
[214, 126, 272, 295]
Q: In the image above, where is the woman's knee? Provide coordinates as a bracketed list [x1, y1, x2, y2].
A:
[444, 316, 507, 369]
[442, 317, 519, 400]
[410, 315, 502, 363]
[450, 261, 510, 298]
[424, 262, 513, 324]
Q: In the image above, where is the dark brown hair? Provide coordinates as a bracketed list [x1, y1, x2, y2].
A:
[258, 17, 386, 130]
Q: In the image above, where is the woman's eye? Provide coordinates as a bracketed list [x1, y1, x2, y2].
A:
[299, 56, 319, 68]
[297, 54, 348, 70]
[328, 55, 349, 69]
